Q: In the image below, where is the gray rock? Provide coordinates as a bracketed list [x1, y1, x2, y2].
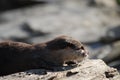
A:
[103, 41, 120, 63]
[0, 0, 36, 11]
[0, 59, 119, 80]
[94, 0, 118, 8]
[109, 60, 120, 71]
[91, 41, 120, 63]
[101, 26, 120, 43]
[89, 44, 112, 59]
[0, 23, 29, 40]
[0, 0, 120, 43]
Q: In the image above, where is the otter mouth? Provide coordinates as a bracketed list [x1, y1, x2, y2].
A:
[65, 61, 77, 66]
[75, 49, 88, 57]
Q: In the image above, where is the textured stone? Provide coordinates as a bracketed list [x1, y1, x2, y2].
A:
[0, 59, 119, 80]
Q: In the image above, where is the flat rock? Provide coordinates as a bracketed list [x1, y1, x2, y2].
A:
[0, 59, 119, 80]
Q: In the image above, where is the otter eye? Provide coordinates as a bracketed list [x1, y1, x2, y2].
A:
[68, 43, 76, 49]
[59, 42, 68, 49]
[58, 42, 75, 49]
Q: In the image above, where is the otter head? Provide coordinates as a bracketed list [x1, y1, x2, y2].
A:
[46, 36, 89, 65]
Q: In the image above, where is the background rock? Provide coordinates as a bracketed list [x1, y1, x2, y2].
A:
[0, 0, 46, 11]
[94, 0, 118, 8]
[0, 1, 120, 43]
[100, 26, 120, 43]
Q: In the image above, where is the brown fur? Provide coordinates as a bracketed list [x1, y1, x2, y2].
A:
[0, 36, 88, 76]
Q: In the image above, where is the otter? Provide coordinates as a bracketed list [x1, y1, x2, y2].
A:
[0, 35, 88, 76]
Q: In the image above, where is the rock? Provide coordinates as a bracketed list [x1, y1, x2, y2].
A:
[102, 41, 120, 63]
[0, 0, 45, 11]
[89, 44, 112, 59]
[0, 22, 48, 43]
[0, 23, 29, 40]
[92, 41, 120, 63]
[109, 60, 120, 72]
[101, 26, 120, 43]
[0, 0, 120, 43]
[94, 0, 118, 8]
[0, 59, 119, 80]
[90, 41, 120, 72]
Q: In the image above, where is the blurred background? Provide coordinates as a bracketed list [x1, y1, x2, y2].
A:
[0, 0, 120, 72]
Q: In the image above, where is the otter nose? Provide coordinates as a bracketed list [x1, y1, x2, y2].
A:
[81, 50, 88, 57]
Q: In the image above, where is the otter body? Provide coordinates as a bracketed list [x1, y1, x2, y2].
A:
[0, 36, 88, 76]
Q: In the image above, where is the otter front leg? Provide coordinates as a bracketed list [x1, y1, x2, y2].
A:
[33, 58, 62, 70]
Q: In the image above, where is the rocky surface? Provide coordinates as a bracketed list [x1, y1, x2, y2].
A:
[0, 59, 120, 80]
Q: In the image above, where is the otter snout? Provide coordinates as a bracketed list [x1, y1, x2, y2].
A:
[80, 49, 89, 57]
